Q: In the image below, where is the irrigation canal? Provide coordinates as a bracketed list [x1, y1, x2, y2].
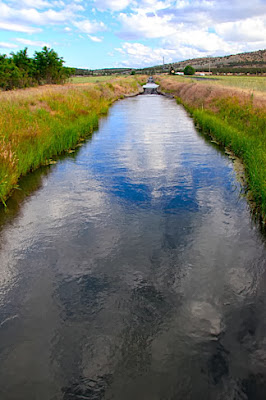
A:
[0, 94, 266, 400]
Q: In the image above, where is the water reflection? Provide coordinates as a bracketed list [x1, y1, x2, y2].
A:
[0, 95, 265, 400]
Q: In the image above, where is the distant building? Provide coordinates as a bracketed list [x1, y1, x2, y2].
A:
[175, 72, 184, 75]
[195, 71, 212, 76]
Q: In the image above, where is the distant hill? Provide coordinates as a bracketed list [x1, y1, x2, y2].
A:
[170, 49, 266, 70]
[136, 49, 266, 74]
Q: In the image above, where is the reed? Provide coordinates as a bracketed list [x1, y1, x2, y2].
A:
[0, 77, 140, 204]
[157, 75, 266, 223]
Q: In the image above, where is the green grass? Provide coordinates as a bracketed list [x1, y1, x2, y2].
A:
[196, 75, 266, 93]
[70, 76, 117, 83]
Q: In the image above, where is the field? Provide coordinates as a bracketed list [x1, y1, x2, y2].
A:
[70, 76, 116, 84]
[0, 77, 142, 205]
[157, 74, 266, 223]
[193, 75, 266, 93]
[166, 75, 266, 94]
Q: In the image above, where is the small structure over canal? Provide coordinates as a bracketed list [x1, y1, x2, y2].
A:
[143, 76, 159, 94]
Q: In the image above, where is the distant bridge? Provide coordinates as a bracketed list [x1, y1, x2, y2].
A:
[142, 77, 159, 94]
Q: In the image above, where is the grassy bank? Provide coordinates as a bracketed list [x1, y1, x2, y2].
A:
[157, 75, 266, 223]
[0, 76, 141, 205]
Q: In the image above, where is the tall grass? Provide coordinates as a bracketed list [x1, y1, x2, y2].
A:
[157, 75, 266, 223]
[0, 77, 140, 204]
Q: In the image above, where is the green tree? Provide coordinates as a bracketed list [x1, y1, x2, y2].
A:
[0, 55, 23, 90]
[0, 46, 74, 90]
[10, 48, 34, 87]
[33, 46, 67, 84]
[184, 65, 195, 75]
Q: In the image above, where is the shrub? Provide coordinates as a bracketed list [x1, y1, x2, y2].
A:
[184, 65, 195, 75]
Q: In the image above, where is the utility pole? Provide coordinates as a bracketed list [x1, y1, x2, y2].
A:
[209, 56, 211, 74]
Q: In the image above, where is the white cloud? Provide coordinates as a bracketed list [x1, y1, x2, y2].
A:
[118, 11, 177, 39]
[162, 29, 244, 55]
[88, 35, 103, 42]
[15, 38, 50, 47]
[73, 19, 106, 34]
[0, 21, 42, 33]
[0, 1, 84, 30]
[52, 0, 65, 6]
[18, 0, 51, 9]
[216, 17, 266, 43]
[114, 42, 177, 67]
[0, 41, 18, 49]
[93, 0, 132, 11]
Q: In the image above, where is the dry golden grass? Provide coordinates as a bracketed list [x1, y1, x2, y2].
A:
[156, 75, 266, 110]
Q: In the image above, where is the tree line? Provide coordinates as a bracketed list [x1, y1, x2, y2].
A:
[0, 47, 75, 91]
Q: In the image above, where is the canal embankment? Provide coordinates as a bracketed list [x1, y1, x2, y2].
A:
[156, 75, 266, 224]
[0, 77, 144, 205]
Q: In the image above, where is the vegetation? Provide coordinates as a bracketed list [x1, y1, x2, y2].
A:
[157, 75, 266, 223]
[74, 67, 133, 76]
[195, 75, 266, 93]
[71, 76, 115, 83]
[0, 47, 74, 90]
[0, 77, 141, 205]
[184, 65, 195, 75]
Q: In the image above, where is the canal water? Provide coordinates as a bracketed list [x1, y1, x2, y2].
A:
[0, 95, 266, 400]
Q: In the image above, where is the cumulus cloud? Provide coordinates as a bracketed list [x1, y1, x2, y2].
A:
[118, 11, 177, 39]
[115, 42, 177, 67]
[216, 17, 266, 43]
[157, 0, 266, 24]
[0, 1, 84, 31]
[73, 19, 106, 33]
[162, 29, 244, 55]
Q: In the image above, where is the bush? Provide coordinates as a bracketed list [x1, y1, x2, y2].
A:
[184, 65, 195, 75]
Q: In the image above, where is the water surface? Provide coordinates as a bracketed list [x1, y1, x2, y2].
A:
[0, 95, 266, 400]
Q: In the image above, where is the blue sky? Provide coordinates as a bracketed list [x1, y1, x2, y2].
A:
[0, 0, 266, 69]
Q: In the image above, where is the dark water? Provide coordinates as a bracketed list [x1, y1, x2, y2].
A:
[0, 95, 266, 400]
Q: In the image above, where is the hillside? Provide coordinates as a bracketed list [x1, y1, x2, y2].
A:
[135, 49, 266, 74]
[170, 49, 266, 71]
